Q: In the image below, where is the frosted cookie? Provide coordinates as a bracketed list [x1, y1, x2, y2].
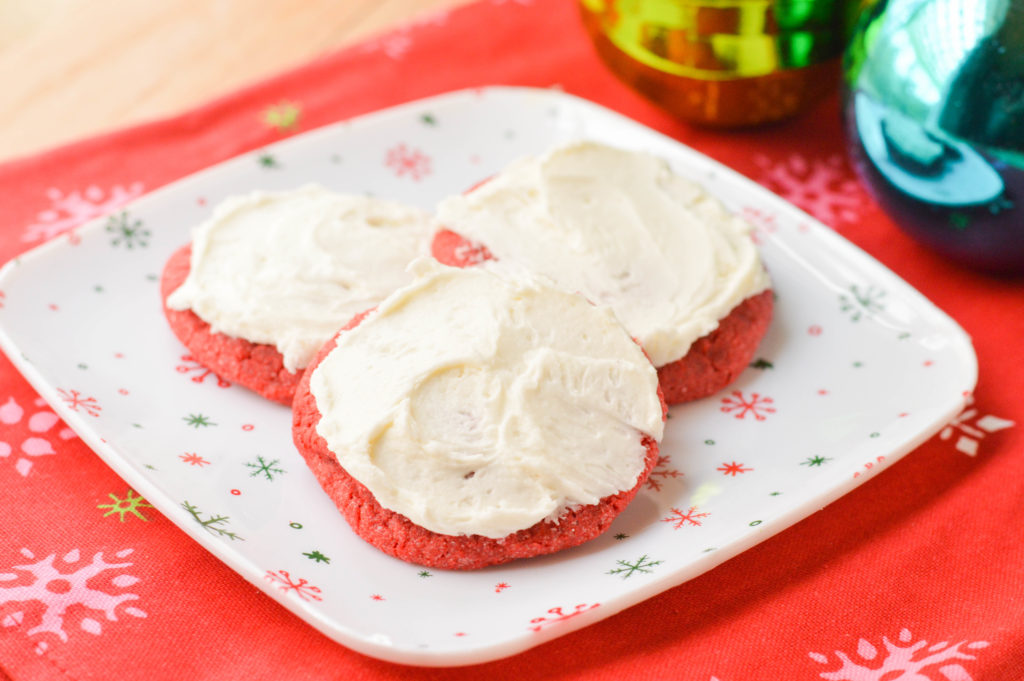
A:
[162, 185, 432, 405]
[291, 259, 666, 570]
[431, 141, 773, 404]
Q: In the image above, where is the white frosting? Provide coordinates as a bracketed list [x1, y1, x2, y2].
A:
[167, 185, 432, 372]
[435, 142, 771, 367]
[310, 259, 664, 539]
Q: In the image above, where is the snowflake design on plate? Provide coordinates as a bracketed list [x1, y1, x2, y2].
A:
[607, 555, 663, 579]
[717, 461, 753, 476]
[175, 355, 230, 388]
[182, 413, 215, 428]
[839, 284, 886, 322]
[646, 455, 684, 491]
[0, 396, 76, 477]
[809, 627, 989, 680]
[105, 211, 150, 249]
[754, 153, 865, 228]
[181, 501, 243, 541]
[385, 143, 432, 180]
[179, 452, 210, 467]
[938, 395, 1015, 456]
[720, 391, 776, 421]
[245, 455, 285, 481]
[264, 569, 322, 602]
[57, 388, 102, 417]
[741, 206, 778, 244]
[21, 183, 145, 243]
[527, 603, 599, 632]
[662, 506, 710, 529]
[0, 547, 146, 653]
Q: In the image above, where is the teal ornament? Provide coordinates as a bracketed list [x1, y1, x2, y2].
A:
[843, 0, 1024, 274]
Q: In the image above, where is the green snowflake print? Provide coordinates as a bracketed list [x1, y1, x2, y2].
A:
[750, 358, 774, 370]
[263, 101, 301, 132]
[182, 500, 243, 541]
[257, 152, 280, 169]
[418, 570, 432, 578]
[106, 211, 150, 249]
[800, 455, 833, 467]
[245, 455, 286, 481]
[613, 533, 628, 540]
[303, 550, 330, 564]
[420, 112, 437, 126]
[607, 554, 664, 579]
[839, 284, 886, 322]
[182, 413, 216, 428]
[98, 489, 153, 522]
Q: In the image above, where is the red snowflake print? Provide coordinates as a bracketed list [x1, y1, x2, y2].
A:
[495, 582, 510, 594]
[717, 461, 752, 476]
[808, 325, 823, 336]
[57, 389, 101, 417]
[809, 627, 989, 680]
[385, 143, 432, 181]
[263, 569, 322, 602]
[646, 455, 684, 491]
[661, 506, 710, 529]
[370, 594, 385, 601]
[176, 355, 230, 388]
[720, 390, 776, 421]
[179, 452, 210, 467]
[528, 603, 600, 633]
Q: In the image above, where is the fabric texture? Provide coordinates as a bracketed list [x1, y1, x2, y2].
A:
[1, 1, 1022, 679]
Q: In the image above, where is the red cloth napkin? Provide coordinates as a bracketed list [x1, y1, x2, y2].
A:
[1, 1, 1022, 679]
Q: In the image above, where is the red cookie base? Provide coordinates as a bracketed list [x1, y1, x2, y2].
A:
[160, 245, 301, 406]
[655, 289, 774, 404]
[291, 312, 662, 570]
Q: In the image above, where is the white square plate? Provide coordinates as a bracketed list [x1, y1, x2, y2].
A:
[0, 87, 976, 666]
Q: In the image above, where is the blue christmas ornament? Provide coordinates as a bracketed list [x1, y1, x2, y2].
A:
[843, 0, 1024, 273]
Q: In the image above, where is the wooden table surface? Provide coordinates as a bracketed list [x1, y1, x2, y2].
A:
[0, 0, 472, 164]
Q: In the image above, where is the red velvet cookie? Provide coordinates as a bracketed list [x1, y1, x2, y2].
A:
[161, 245, 300, 406]
[655, 289, 774, 404]
[291, 312, 664, 571]
[431, 229, 773, 405]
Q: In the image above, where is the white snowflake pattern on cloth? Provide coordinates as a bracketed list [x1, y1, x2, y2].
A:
[754, 153, 865, 228]
[0, 396, 77, 477]
[22, 184, 145, 243]
[809, 628, 989, 680]
[938, 395, 1014, 456]
[0, 547, 146, 654]
[360, 10, 451, 60]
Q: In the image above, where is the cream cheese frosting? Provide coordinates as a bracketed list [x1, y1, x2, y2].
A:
[166, 185, 432, 372]
[434, 141, 772, 367]
[310, 259, 665, 539]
